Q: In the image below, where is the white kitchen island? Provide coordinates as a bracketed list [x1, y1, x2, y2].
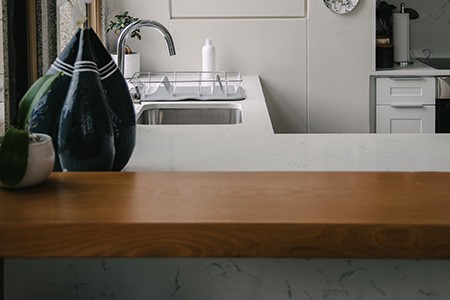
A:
[127, 76, 450, 173]
[5, 76, 450, 300]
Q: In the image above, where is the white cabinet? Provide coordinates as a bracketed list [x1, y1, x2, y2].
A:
[376, 77, 436, 133]
[376, 105, 435, 133]
[171, 0, 305, 18]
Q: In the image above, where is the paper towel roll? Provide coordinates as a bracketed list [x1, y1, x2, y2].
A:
[393, 13, 410, 64]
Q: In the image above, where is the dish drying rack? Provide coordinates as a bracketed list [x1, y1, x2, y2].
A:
[128, 71, 245, 102]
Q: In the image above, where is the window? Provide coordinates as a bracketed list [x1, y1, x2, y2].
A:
[1, 1, 104, 131]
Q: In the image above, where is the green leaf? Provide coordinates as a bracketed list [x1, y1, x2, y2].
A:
[0, 128, 29, 186]
[107, 11, 141, 40]
[0, 72, 61, 186]
[17, 72, 61, 130]
[16, 75, 49, 129]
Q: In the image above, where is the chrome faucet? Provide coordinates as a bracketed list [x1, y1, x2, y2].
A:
[116, 19, 176, 75]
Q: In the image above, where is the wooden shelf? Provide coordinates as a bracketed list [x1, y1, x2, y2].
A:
[1, 172, 450, 258]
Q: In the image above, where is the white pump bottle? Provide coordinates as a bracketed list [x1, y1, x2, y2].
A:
[202, 39, 216, 79]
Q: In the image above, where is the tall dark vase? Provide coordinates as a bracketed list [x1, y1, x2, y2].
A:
[30, 29, 81, 171]
[57, 30, 115, 171]
[87, 28, 136, 171]
[30, 28, 136, 171]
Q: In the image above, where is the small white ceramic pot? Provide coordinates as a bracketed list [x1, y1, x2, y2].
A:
[111, 52, 140, 79]
[0, 133, 55, 188]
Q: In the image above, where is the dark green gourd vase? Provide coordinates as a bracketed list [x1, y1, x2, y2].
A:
[30, 28, 136, 171]
[58, 29, 115, 171]
[30, 30, 81, 171]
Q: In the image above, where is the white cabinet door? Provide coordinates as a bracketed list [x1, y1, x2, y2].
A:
[171, 0, 305, 18]
[376, 106, 435, 133]
[376, 77, 435, 105]
[376, 77, 436, 133]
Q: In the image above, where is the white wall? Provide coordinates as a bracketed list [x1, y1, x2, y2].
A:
[170, 19, 307, 133]
[107, 0, 373, 133]
[308, 0, 373, 133]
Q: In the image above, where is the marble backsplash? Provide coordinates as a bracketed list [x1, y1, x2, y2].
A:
[385, 0, 450, 58]
[6, 258, 450, 299]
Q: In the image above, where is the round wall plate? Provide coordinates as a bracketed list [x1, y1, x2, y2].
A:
[323, 0, 359, 14]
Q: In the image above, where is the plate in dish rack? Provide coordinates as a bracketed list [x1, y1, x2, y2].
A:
[323, 0, 359, 14]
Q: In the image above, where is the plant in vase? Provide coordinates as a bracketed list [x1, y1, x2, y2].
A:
[0, 73, 61, 188]
[107, 11, 142, 78]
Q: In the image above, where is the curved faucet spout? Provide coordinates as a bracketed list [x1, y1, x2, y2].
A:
[116, 19, 176, 75]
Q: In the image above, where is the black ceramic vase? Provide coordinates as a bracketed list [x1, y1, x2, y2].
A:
[30, 28, 136, 171]
[86, 28, 136, 171]
[58, 30, 115, 171]
[30, 29, 81, 171]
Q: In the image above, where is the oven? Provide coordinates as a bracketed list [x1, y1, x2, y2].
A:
[436, 77, 450, 133]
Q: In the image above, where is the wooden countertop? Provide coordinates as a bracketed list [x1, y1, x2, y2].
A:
[1, 172, 450, 259]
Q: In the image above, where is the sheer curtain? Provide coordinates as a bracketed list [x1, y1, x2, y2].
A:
[57, 1, 77, 53]
[0, 4, 4, 134]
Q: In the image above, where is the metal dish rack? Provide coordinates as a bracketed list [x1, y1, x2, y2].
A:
[128, 71, 245, 102]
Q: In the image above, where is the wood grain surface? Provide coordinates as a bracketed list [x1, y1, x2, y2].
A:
[1, 172, 450, 258]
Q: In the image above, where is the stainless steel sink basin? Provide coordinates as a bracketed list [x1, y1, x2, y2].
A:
[136, 103, 242, 125]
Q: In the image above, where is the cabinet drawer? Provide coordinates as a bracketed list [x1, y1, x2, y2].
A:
[376, 77, 435, 105]
[376, 105, 435, 133]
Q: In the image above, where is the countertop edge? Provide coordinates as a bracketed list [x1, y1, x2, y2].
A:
[2, 171, 450, 259]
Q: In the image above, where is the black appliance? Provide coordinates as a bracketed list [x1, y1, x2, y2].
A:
[436, 77, 450, 133]
[418, 58, 450, 70]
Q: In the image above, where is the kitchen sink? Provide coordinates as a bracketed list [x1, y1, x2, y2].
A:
[136, 103, 243, 125]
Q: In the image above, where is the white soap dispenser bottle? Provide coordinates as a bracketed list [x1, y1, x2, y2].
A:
[202, 39, 216, 79]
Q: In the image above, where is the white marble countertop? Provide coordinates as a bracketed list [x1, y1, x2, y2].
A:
[125, 76, 450, 172]
[372, 58, 450, 77]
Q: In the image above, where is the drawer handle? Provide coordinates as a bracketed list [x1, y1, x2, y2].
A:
[390, 104, 425, 108]
[390, 77, 426, 81]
